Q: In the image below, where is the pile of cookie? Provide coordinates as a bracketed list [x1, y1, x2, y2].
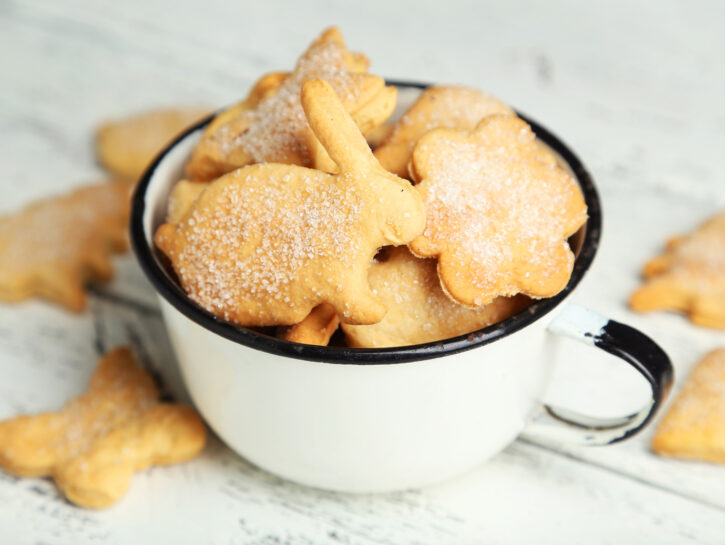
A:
[1, 26, 725, 509]
[154, 27, 588, 348]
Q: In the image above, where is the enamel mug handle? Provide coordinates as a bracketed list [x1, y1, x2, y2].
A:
[523, 303, 673, 445]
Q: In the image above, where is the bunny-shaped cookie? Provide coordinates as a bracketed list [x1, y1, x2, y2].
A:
[156, 79, 425, 327]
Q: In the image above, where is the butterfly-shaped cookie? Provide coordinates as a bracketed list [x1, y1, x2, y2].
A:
[0, 348, 206, 508]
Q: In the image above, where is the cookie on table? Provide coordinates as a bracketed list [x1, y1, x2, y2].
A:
[155, 79, 424, 327]
[0, 347, 206, 508]
[342, 247, 529, 348]
[374, 85, 514, 179]
[96, 107, 210, 181]
[409, 114, 587, 307]
[185, 27, 396, 181]
[652, 348, 725, 463]
[630, 211, 725, 329]
[277, 303, 340, 346]
[0, 179, 132, 311]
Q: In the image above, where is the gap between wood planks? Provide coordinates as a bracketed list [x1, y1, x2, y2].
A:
[519, 438, 725, 514]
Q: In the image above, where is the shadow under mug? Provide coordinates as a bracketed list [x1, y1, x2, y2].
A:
[130, 81, 673, 492]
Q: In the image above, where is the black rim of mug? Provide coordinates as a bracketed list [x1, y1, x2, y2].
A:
[130, 80, 602, 365]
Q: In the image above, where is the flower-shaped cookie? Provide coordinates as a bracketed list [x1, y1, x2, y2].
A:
[156, 79, 424, 326]
[374, 85, 513, 178]
[409, 115, 587, 307]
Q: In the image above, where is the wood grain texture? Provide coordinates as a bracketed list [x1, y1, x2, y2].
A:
[1, 0, 725, 542]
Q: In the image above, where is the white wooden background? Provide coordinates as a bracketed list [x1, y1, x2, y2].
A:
[1, 0, 725, 543]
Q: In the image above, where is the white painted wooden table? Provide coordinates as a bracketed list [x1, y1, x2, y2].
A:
[1, 0, 724, 542]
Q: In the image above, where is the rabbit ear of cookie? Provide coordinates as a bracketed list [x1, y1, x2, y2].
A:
[301, 79, 380, 175]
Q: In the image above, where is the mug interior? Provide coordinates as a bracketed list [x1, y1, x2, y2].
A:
[130, 81, 602, 364]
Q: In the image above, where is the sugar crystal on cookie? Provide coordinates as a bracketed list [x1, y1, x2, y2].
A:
[157, 79, 425, 327]
[409, 115, 587, 307]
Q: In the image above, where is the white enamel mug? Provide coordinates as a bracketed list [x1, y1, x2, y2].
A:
[131, 82, 672, 493]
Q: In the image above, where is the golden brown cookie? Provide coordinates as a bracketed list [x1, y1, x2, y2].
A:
[342, 247, 529, 347]
[96, 108, 210, 181]
[277, 303, 340, 346]
[155, 79, 425, 327]
[0, 347, 206, 508]
[308, 84, 398, 173]
[166, 180, 207, 224]
[365, 122, 395, 150]
[652, 348, 725, 463]
[374, 85, 514, 178]
[203, 71, 289, 136]
[185, 27, 395, 181]
[0, 180, 132, 311]
[409, 115, 587, 307]
[630, 212, 725, 328]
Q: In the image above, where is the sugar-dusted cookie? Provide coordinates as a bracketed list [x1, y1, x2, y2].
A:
[0, 180, 132, 311]
[652, 349, 725, 463]
[185, 27, 395, 181]
[156, 79, 424, 326]
[166, 180, 207, 224]
[96, 108, 210, 181]
[630, 211, 725, 328]
[409, 115, 587, 307]
[277, 303, 340, 346]
[307, 84, 398, 173]
[0, 347, 206, 508]
[374, 85, 514, 178]
[342, 247, 529, 347]
[203, 71, 289, 136]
